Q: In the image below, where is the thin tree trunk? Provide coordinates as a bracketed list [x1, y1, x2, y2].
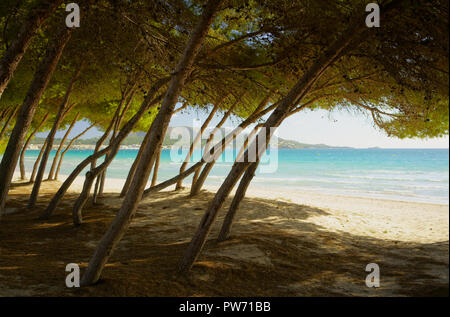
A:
[81, 0, 222, 286]
[175, 97, 224, 189]
[235, 123, 263, 162]
[28, 64, 81, 208]
[141, 96, 275, 198]
[189, 94, 270, 196]
[0, 28, 71, 217]
[120, 127, 152, 197]
[0, 0, 63, 98]
[55, 122, 97, 180]
[144, 162, 203, 196]
[217, 160, 259, 242]
[39, 80, 167, 220]
[19, 111, 50, 180]
[151, 146, 162, 187]
[0, 105, 19, 139]
[95, 82, 138, 200]
[30, 138, 48, 183]
[188, 94, 240, 191]
[0, 108, 8, 120]
[177, 21, 363, 272]
[47, 112, 79, 180]
[91, 79, 136, 171]
[217, 108, 308, 242]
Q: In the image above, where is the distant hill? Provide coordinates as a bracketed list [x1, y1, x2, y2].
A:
[276, 137, 351, 149]
[30, 127, 351, 149]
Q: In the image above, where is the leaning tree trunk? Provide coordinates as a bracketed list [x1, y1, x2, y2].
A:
[0, 0, 63, 98]
[120, 126, 152, 197]
[19, 111, 50, 180]
[175, 97, 224, 189]
[0, 105, 19, 139]
[95, 84, 137, 200]
[189, 94, 271, 196]
[217, 107, 307, 242]
[55, 122, 97, 180]
[151, 146, 162, 187]
[47, 112, 79, 180]
[189, 95, 240, 190]
[177, 21, 362, 272]
[73, 88, 156, 222]
[28, 64, 80, 208]
[0, 28, 71, 216]
[0, 108, 8, 120]
[141, 95, 275, 198]
[81, 0, 222, 286]
[30, 137, 48, 183]
[39, 79, 167, 220]
[217, 160, 259, 242]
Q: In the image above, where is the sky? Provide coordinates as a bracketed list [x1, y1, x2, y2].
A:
[49, 105, 449, 149]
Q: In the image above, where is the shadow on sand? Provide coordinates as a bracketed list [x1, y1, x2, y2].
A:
[0, 182, 448, 296]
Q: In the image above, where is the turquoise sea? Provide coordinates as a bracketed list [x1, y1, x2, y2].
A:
[17, 148, 449, 204]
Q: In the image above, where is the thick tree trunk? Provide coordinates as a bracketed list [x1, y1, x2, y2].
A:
[0, 28, 71, 217]
[19, 111, 50, 180]
[81, 0, 222, 286]
[28, 65, 81, 208]
[178, 23, 361, 272]
[39, 80, 166, 220]
[0, 0, 63, 98]
[55, 122, 97, 180]
[175, 98, 223, 189]
[47, 112, 79, 180]
[0, 105, 19, 139]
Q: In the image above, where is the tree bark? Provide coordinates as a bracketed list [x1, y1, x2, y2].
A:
[94, 83, 138, 200]
[177, 21, 363, 272]
[189, 94, 270, 196]
[81, 0, 222, 286]
[141, 95, 275, 197]
[55, 122, 97, 180]
[217, 160, 259, 241]
[28, 64, 81, 208]
[19, 111, 50, 180]
[0, 28, 71, 217]
[120, 126, 152, 197]
[151, 146, 162, 187]
[47, 112, 79, 180]
[217, 107, 308, 242]
[175, 97, 224, 189]
[30, 137, 48, 183]
[0, 0, 63, 98]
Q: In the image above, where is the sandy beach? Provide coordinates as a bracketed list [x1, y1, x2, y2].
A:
[0, 173, 448, 296]
[54, 173, 449, 244]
